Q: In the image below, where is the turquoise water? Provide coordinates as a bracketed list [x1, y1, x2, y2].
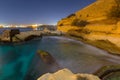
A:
[0, 40, 40, 80]
[0, 36, 120, 80]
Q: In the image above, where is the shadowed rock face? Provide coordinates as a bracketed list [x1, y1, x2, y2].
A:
[37, 50, 57, 65]
[10, 29, 20, 37]
[94, 65, 120, 80]
[10, 29, 20, 42]
[24, 35, 41, 41]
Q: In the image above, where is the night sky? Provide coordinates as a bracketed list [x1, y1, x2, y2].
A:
[0, 0, 95, 25]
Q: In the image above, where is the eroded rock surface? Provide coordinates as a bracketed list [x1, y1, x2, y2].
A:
[37, 69, 100, 80]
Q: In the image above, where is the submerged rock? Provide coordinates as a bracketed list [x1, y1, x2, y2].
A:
[37, 68, 100, 80]
[37, 50, 61, 72]
[37, 50, 57, 65]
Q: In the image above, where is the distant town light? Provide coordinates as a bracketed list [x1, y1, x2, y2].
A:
[0, 23, 45, 28]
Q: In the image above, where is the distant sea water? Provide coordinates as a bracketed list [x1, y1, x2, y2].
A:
[0, 27, 33, 34]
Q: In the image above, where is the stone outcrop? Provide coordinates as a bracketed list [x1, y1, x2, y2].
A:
[75, 0, 115, 21]
[57, 0, 120, 55]
[57, 0, 116, 32]
[0, 30, 43, 43]
[94, 65, 120, 80]
[0, 28, 63, 43]
[24, 35, 41, 41]
[14, 31, 42, 42]
[37, 68, 100, 80]
[67, 28, 120, 55]
[2, 30, 10, 38]
[1, 29, 20, 42]
[1, 30, 11, 41]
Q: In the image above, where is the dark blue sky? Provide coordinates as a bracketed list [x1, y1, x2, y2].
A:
[0, 0, 95, 25]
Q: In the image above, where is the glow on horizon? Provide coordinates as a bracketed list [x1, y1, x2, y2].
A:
[51, 22, 57, 25]
[0, 23, 57, 28]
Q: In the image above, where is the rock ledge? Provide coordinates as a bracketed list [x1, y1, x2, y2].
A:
[37, 68, 100, 80]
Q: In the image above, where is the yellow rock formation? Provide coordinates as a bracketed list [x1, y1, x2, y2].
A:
[37, 69, 100, 80]
[57, 0, 120, 55]
[75, 0, 115, 21]
[57, 0, 116, 32]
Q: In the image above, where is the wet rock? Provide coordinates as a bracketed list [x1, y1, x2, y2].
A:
[94, 65, 120, 80]
[37, 68, 100, 80]
[37, 50, 56, 65]
[10, 29, 20, 42]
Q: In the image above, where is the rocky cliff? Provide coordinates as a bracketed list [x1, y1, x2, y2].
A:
[57, 0, 117, 32]
[57, 0, 120, 55]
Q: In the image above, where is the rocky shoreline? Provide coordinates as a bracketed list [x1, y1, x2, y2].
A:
[65, 30, 120, 56]
[0, 30, 62, 43]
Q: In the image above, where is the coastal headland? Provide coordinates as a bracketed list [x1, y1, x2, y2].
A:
[57, 0, 120, 55]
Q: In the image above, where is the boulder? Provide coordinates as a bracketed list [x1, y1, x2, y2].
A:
[2, 30, 10, 38]
[10, 29, 20, 42]
[37, 50, 56, 65]
[1, 29, 20, 42]
[94, 65, 120, 80]
[37, 68, 100, 80]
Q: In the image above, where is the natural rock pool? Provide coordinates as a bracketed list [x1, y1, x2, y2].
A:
[26, 36, 120, 80]
[0, 36, 120, 80]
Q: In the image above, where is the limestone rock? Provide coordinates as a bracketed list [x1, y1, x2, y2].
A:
[57, 0, 116, 32]
[94, 65, 120, 80]
[37, 68, 100, 80]
[37, 50, 56, 65]
[2, 30, 10, 38]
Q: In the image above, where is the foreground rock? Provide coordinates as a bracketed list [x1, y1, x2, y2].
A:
[37, 68, 100, 80]
[94, 65, 120, 80]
